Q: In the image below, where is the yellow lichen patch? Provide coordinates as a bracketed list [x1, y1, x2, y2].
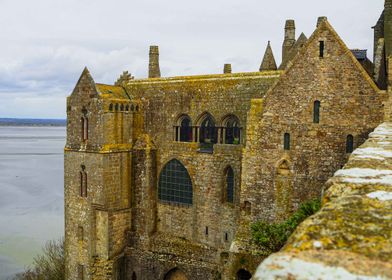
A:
[100, 143, 133, 153]
[96, 83, 130, 100]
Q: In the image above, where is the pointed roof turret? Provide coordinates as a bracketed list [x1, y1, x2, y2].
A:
[259, 41, 277, 71]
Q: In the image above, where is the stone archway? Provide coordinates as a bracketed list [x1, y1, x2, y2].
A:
[164, 268, 188, 280]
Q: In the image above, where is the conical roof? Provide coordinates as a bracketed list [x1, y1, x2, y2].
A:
[259, 41, 277, 71]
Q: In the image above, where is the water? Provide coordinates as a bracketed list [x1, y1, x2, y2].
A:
[0, 126, 65, 279]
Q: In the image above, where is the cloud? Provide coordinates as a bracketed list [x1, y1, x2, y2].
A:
[0, 0, 385, 118]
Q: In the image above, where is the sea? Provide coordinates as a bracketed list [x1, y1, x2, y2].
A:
[0, 126, 65, 279]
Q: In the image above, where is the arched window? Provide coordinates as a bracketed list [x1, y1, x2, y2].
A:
[158, 159, 193, 205]
[284, 133, 290, 150]
[115, 104, 119, 111]
[109, 104, 113, 111]
[80, 166, 87, 197]
[125, 105, 129, 111]
[132, 272, 137, 280]
[120, 104, 124, 111]
[81, 117, 88, 141]
[226, 166, 234, 203]
[313, 100, 320, 123]
[200, 114, 217, 144]
[346, 134, 354, 153]
[237, 269, 252, 280]
[177, 116, 192, 142]
[223, 115, 241, 144]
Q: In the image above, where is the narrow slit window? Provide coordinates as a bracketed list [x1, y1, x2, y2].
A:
[346, 135, 354, 153]
[313, 100, 320, 123]
[319, 41, 325, 58]
[205, 226, 209, 236]
[225, 232, 228, 242]
[284, 133, 290, 150]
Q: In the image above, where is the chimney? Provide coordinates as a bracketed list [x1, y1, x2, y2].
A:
[317, 16, 328, 27]
[224, 64, 232, 74]
[148, 45, 161, 78]
[282, 20, 296, 65]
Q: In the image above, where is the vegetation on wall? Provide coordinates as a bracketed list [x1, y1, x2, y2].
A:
[14, 238, 64, 280]
[251, 199, 321, 253]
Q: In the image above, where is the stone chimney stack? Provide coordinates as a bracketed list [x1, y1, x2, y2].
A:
[224, 64, 232, 74]
[148, 45, 161, 78]
[317, 16, 328, 27]
[385, 0, 392, 58]
[282, 20, 296, 66]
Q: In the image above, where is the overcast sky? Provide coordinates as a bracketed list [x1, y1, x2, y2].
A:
[0, 0, 385, 119]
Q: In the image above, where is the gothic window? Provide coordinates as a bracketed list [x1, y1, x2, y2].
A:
[200, 114, 217, 144]
[158, 159, 193, 205]
[226, 166, 234, 203]
[176, 115, 192, 142]
[313, 100, 320, 123]
[120, 104, 124, 111]
[80, 166, 87, 197]
[109, 104, 113, 111]
[284, 133, 290, 150]
[223, 115, 241, 144]
[125, 105, 129, 111]
[115, 104, 119, 111]
[81, 117, 88, 141]
[132, 273, 137, 280]
[346, 134, 354, 153]
[319, 41, 325, 58]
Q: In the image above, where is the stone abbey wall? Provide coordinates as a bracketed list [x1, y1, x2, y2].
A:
[239, 20, 386, 228]
[64, 3, 391, 279]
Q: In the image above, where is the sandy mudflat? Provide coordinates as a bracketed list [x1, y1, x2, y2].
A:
[0, 126, 65, 279]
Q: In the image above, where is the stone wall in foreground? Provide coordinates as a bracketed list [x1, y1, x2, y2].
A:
[254, 122, 392, 279]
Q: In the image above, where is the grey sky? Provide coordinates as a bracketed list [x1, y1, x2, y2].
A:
[0, 0, 384, 118]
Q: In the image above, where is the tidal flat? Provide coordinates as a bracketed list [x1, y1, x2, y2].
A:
[0, 126, 65, 279]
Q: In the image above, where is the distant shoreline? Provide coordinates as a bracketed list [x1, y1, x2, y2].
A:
[0, 118, 66, 127]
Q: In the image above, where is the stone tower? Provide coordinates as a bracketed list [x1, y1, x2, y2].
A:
[260, 41, 277, 71]
[282, 20, 296, 66]
[148, 45, 161, 78]
[64, 68, 139, 279]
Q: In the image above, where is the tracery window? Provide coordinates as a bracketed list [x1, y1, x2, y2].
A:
[200, 114, 217, 144]
[346, 134, 354, 153]
[175, 115, 193, 142]
[223, 115, 241, 144]
[226, 166, 234, 203]
[313, 100, 320, 123]
[158, 159, 193, 205]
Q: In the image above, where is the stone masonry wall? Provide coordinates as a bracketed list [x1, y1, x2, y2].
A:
[254, 122, 392, 279]
[239, 20, 386, 230]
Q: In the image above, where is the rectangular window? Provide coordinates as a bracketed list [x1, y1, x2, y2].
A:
[319, 41, 325, 58]
[284, 133, 290, 150]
